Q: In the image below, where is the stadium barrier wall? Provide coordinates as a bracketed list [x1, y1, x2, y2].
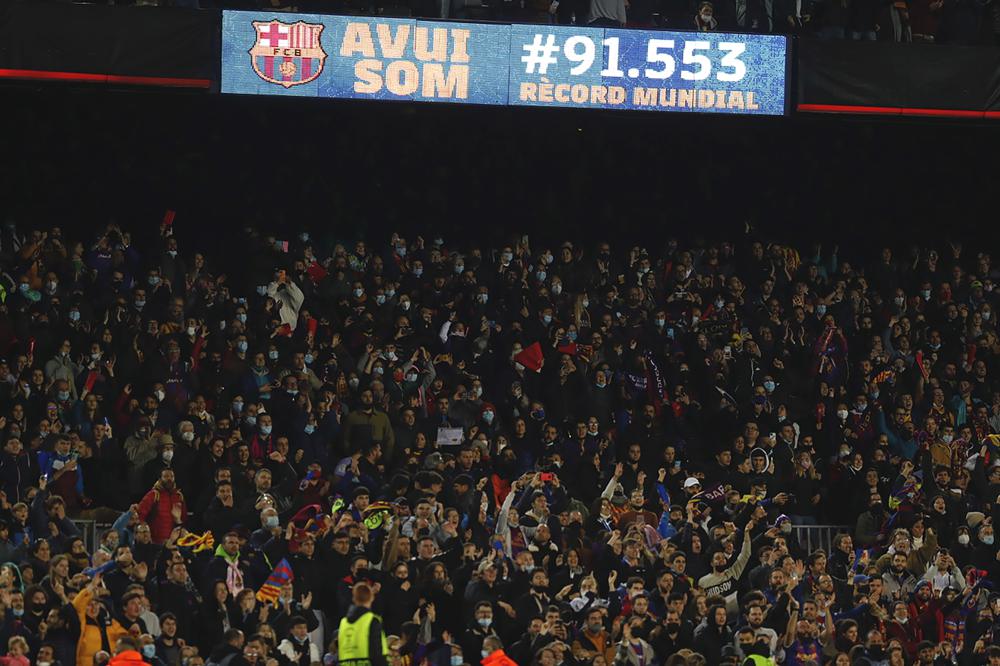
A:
[796, 38, 1000, 118]
[0, 0, 214, 87]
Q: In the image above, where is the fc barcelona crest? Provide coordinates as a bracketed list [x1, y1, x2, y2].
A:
[249, 20, 326, 88]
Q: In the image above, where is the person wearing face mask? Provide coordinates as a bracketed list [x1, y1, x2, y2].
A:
[278, 617, 320, 666]
[971, 523, 996, 574]
[885, 600, 922, 661]
[138, 635, 167, 666]
[138, 439, 183, 500]
[649, 608, 693, 656]
[458, 602, 499, 663]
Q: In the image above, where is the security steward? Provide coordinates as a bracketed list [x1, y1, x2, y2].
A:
[338, 582, 389, 666]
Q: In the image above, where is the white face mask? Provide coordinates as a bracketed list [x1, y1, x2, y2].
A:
[836, 410, 849, 420]
[957, 534, 970, 545]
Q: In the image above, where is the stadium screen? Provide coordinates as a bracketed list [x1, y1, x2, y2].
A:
[221, 10, 788, 115]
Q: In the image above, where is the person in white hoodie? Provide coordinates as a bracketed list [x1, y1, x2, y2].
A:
[267, 270, 304, 332]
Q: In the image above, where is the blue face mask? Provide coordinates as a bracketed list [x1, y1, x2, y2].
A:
[536, 271, 547, 281]
[245, 415, 256, 427]
[816, 305, 827, 316]
[149, 276, 161, 286]
[135, 300, 145, 309]
[483, 411, 495, 424]
[413, 268, 423, 277]
[232, 401, 244, 413]
[142, 645, 156, 658]
[11, 608, 23, 618]
[763, 381, 775, 393]
[237, 341, 248, 353]
[542, 315, 552, 325]
[455, 265, 464, 274]
[18, 283, 29, 293]
[396, 246, 406, 257]
[237, 313, 247, 324]
[257, 286, 268, 296]
[69, 311, 80, 322]
[265, 515, 280, 529]
[304, 424, 315, 435]
[375, 295, 386, 306]
[269, 350, 279, 361]
[566, 331, 577, 342]
[260, 425, 272, 436]
[451, 656, 463, 666]
[478, 618, 492, 628]
[58, 391, 70, 401]
[304, 354, 314, 365]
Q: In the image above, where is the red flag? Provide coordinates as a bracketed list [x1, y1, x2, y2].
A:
[556, 341, 577, 355]
[514, 342, 544, 373]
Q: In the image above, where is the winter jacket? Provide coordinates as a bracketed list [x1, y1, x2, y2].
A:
[73, 587, 130, 666]
[108, 650, 151, 666]
[136, 483, 186, 544]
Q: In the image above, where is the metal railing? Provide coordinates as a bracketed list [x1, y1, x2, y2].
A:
[72, 520, 98, 552]
[791, 524, 851, 553]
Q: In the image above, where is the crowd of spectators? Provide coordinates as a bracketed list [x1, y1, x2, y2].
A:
[0, 221, 998, 666]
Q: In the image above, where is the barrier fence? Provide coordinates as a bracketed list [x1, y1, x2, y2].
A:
[72, 520, 104, 553]
[791, 524, 851, 554]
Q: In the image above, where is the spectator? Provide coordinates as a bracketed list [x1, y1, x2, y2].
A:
[0, 223, 995, 666]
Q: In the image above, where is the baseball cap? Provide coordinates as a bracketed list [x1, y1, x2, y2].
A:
[684, 477, 701, 489]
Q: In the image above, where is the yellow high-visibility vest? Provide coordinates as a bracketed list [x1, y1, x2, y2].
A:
[338, 611, 388, 664]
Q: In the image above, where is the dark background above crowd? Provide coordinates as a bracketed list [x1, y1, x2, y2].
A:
[1, 86, 998, 253]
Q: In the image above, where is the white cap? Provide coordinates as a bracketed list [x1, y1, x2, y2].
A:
[684, 477, 701, 489]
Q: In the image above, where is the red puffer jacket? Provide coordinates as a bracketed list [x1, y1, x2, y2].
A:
[136, 483, 186, 544]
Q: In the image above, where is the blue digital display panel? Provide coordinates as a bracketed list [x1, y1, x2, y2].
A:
[221, 11, 787, 115]
[508, 25, 786, 114]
